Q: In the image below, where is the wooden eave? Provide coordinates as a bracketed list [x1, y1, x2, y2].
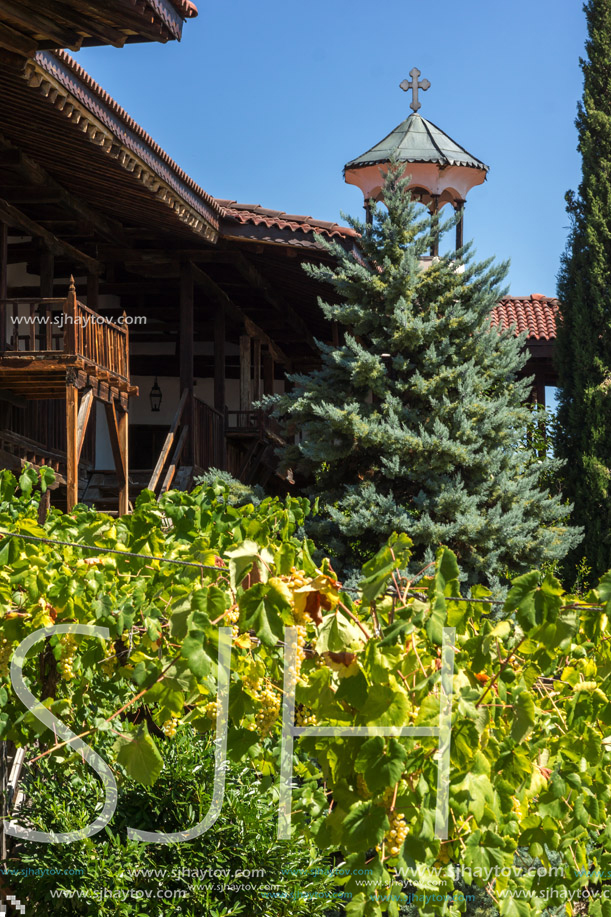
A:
[0, 0, 192, 56]
[0, 53, 219, 245]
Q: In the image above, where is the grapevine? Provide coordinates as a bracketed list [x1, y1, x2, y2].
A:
[3, 471, 611, 916]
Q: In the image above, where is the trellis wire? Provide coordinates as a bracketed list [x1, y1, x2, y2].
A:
[0, 529, 604, 609]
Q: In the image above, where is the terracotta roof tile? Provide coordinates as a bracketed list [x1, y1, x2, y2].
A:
[35, 51, 222, 231]
[217, 200, 359, 241]
[491, 295, 558, 341]
[168, 0, 198, 17]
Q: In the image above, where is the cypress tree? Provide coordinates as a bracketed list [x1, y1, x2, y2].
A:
[265, 167, 580, 585]
[554, 0, 611, 582]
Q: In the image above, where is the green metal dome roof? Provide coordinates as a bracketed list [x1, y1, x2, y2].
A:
[344, 112, 488, 173]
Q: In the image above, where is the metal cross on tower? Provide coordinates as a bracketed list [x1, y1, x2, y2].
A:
[399, 68, 431, 112]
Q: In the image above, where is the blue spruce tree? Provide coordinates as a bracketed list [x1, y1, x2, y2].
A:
[264, 167, 580, 584]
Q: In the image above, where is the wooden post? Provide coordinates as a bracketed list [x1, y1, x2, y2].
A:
[263, 350, 274, 396]
[64, 276, 77, 354]
[0, 220, 7, 353]
[214, 303, 225, 413]
[76, 388, 94, 463]
[104, 400, 128, 515]
[180, 262, 194, 463]
[40, 248, 54, 351]
[118, 405, 129, 516]
[66, 371, 78, 511]
[240, 334, 251, 411]
[214, 304, 227, 470]
[253, 338, 262, 402]
[40, 250, 54, 297]
[535, 375, 546, 408]
[87, 273, 99, 311]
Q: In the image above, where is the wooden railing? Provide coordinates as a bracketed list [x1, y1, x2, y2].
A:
[1, 286, 129, 383]
[6, 399, 95, 468]
[225, 409, 267, 436]
[193, 397, 225, 470]
[71, 299, 129, 382]
[225, 408, 281, 439]
[3, 297, 65, 352]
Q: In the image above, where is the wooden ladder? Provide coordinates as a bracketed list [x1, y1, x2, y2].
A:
[147, 389, 190, 496]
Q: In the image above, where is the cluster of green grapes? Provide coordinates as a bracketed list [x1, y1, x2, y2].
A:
[0, 637, 14, 681]
[204, 700, 219, 720]
[100, 641, 116, 676]
[0, 637, 14, 680]
[59, 635, 78, 681]
[224, 605, 240, 639]
[295, 706, 317, 727]
[377, 810, 408, 857]
[162, 716, 179, 737]
[254, 682, 281, 736]
[287, 625, 308, 675]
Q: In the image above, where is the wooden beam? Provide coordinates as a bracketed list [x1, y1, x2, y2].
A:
[190, 263, 288, 364]
[40, 248, 54, 350]
[0, 198, 100, 273]
[117, 404, 129, 515]
[253, 338, 261, 402]
[66, 375, 78, 511]
[263, 351, 274, 396]
[0, 139, 126, 245]
[101, 247, 221, 265]
[76, 388, 94, 464]
[161, 425, 189, 493]
[11, 0, 131, 47]
[0, 389, 25, 408]
[214, 303, 225, 413]
[229, 251, 318, 352]
[0, 0, 83, 50]
[180, 261, 194, 464]
[0, 220, 6, 353]
[87, 273, 99, 311]
[39, 249, 54, 298]
[104, 400, 126, 485]
[0, 21, 36, 56]
[243, 316, 288, 366]
[240, 334, 251, 411]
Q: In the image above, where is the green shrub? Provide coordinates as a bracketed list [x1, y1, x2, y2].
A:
[9, 729, 342, 916]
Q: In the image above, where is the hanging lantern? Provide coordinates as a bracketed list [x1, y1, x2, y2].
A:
[150, 377, 162, 412]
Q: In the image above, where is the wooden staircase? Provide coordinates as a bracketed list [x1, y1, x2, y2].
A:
[79, 466, 195, 512]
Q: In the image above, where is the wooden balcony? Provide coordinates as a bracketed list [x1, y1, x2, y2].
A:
[0, 281, 137, 515]
[225, 408, 281, 438]
[0, 281, 136, 400]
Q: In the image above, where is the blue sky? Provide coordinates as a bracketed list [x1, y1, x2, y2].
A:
[74, 0, 586, 296]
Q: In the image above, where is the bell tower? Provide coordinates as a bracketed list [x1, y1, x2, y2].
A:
[344, 70, 488, 251]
